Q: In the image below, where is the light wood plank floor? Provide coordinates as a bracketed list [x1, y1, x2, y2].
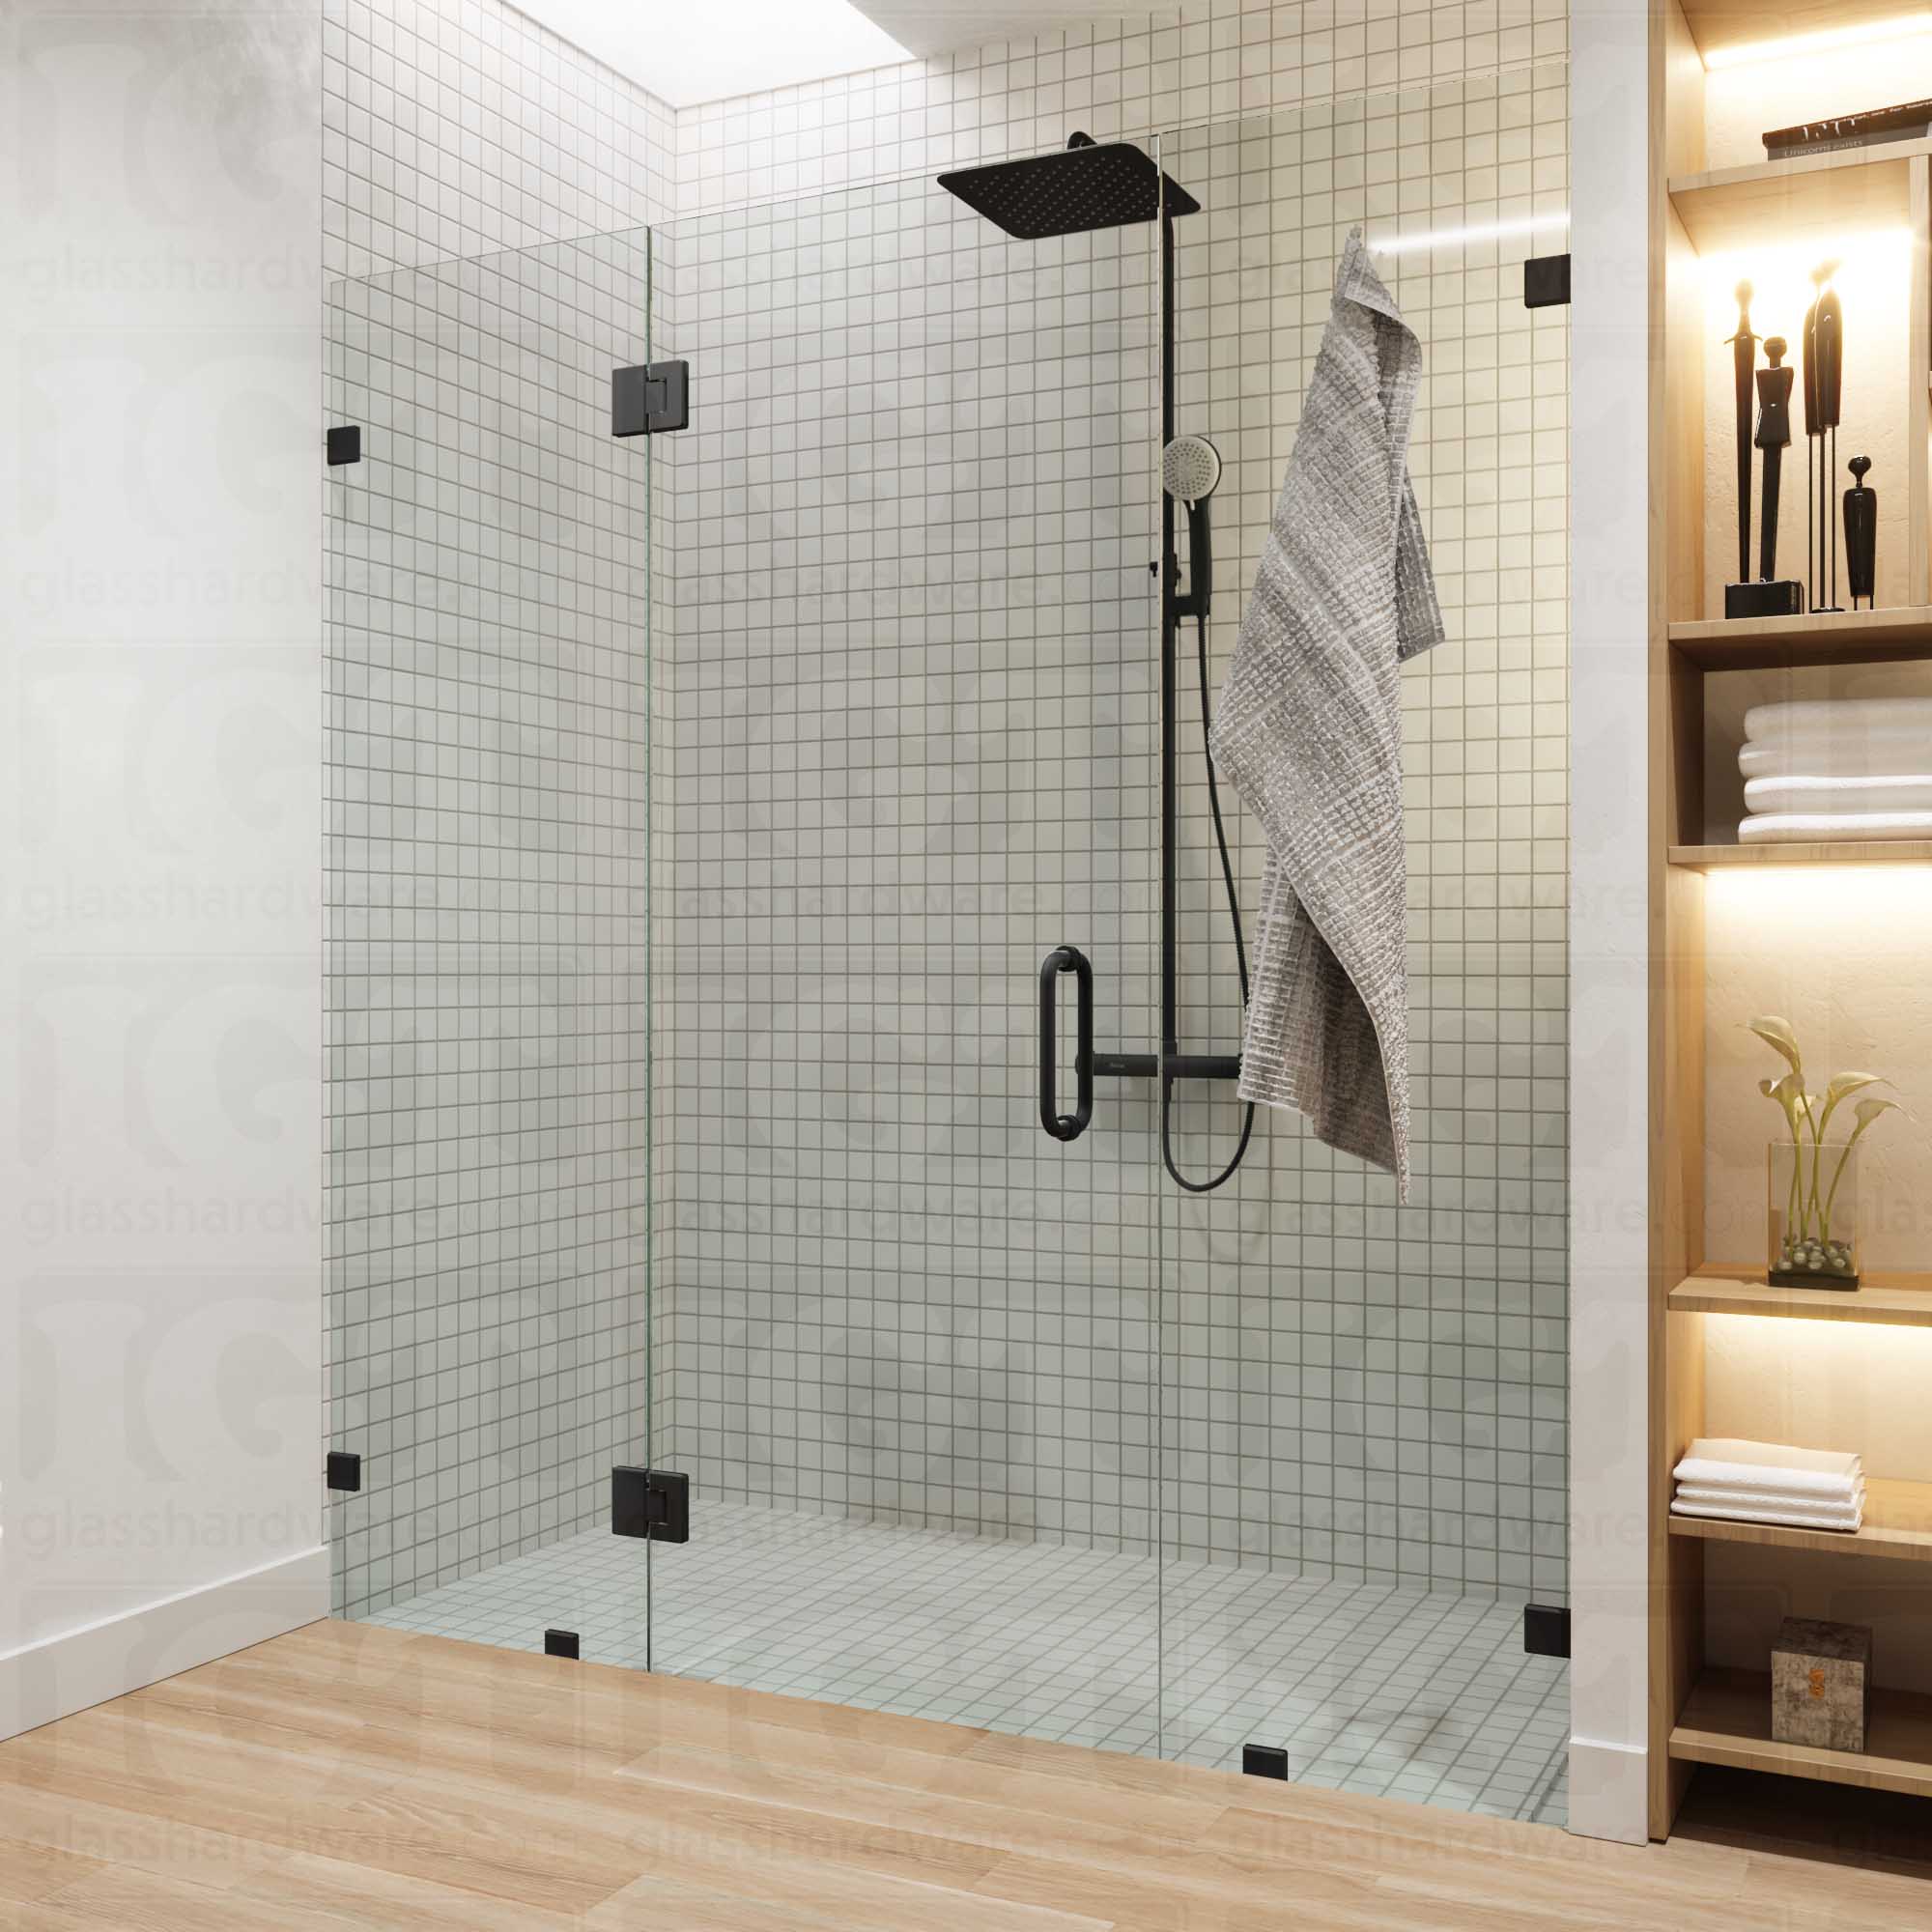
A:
[1, 1620, 1929, 1929]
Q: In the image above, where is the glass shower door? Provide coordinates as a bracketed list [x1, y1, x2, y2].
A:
[644, 174, 1171, 1742]
[323, 227, 659, 1659]
[1153, 95, 1573, 1821]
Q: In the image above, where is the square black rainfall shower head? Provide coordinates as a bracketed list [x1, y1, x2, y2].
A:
[939, 139, 1200, 240]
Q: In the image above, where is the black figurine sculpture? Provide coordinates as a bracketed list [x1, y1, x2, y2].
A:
[1728, 281, 1757, 585]
[1757, 335, 1794, 581]
[1813, 261, 1844, 611]
[1844, 454, 1876, 609]
[1727, 334, 1806, 618]
[1803, 271, 1822, 607]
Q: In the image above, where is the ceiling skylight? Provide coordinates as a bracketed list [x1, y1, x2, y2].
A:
[509, 0, 914, 107]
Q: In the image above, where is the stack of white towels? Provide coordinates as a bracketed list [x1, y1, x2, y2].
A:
[1739, 696, 1932, 844]
[1672, 1437, 1864, 1533]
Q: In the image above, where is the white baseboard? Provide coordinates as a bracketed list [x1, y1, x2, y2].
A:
[0, 1545, 328, 1743]
[1566, 1735, 1649, 1844]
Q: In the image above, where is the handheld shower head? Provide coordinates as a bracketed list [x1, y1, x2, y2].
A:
[1163, 433, 1221, 506]
[1163, 435, 1221, 617]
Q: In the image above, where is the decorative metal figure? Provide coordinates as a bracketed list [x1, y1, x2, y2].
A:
[1803, 272, 1821, 608]
[1757, 336, 1795, 582]
[1814, 261, 1845, 611]
[1728, 281, 1758, 585]
[1844, 455, 1877, 609]
[1725, 333, 1807, 618]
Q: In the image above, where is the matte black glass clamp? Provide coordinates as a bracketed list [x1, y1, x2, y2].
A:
[1038, 946, 1094, 1142]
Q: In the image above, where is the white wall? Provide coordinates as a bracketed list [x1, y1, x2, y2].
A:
[1567, 0, 1655, 1849]
[0, 0, 326, 1739]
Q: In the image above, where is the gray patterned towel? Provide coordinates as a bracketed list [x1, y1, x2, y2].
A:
[1209, 229, 1442, 1197]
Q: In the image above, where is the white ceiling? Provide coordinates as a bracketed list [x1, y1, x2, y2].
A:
[508, 0, 915, 107]
[849, 3, 1157, 58]
[510, 1, 1162, 103]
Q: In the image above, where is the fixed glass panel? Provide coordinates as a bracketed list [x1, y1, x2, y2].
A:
[323, 228, 656, 1658]
[1155, 82, 1573, 1821]
[648, 175, 1168, 1741]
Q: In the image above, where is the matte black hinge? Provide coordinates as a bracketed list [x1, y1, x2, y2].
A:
[612, 1465, 690, 1543]
[327, 424, 361, 465]
[1242, 1744, 1289, 1779]
[326, 1450, 362, 1492]
[1523, 253, 1571, 309]
[612, 360, 689, 437]
[1523, 1604, 1572, 1658]
[544, 1629, 581, 1659]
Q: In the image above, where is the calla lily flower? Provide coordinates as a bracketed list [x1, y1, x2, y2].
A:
[1747, 1016, 1804, 1080]
[1747, 1022, 1903, 1264]
[1817, 1071, 1887, 1137]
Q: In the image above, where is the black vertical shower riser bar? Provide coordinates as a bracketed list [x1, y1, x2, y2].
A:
[1159, 208, 1179, 1065]
[1027, 150, 1244, 1160]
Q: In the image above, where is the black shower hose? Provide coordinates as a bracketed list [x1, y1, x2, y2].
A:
[1160, 611, 1257, 1194]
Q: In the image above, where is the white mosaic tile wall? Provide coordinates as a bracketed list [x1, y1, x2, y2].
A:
[1158, 74, 1571, 1601]
[660, 40, 1572, 1604]
[322, 0, 676, 280]
[673, 0, 1569, 218]
[654, 178, 1166, 1547]
[322, 0, 679, 1615]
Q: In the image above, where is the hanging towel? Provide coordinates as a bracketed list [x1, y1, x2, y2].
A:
[1209, 228, 1443, 1197]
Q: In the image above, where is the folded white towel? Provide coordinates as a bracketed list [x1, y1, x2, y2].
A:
[1740, 732, 1932, 781]
[1675, 1480, 1865, 1515]
[1745, 775, 1932, 815]
[1670, 1497, 1863, 1533]
[1674, 1438, 1862, 1498]
[1745, 697, 1932, 741]
[1740, 810, 1932, 843]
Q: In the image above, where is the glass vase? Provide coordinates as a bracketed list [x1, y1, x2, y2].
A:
[1767, 1140, 1861, 1290]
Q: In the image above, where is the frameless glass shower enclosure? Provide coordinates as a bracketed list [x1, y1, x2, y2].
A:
[325, 71, 1570, 1828]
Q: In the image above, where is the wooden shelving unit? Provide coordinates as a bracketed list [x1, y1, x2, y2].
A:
[1669, 605, 1932, 668]
[1677, 0, 1928, 65]
[1671, 1669, 1932, 1797]
[1650, 0, 1932, 1847]
[1670, 1264, 1932, 1324]
[1669, 1475, 1932, 1558]
[1668, 838, 1932, 866]
[1670, 141, 1929, 251]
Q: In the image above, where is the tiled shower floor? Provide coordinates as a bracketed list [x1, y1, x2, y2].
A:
[367, 1497, 1569, 1827]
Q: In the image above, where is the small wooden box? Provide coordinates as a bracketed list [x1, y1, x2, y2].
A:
[1771, 1617, 1873, 1753]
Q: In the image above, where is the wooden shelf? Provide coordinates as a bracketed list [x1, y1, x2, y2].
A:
[1669, 1475, 1932, 1561]
[1670, 1668, 1932, 1798]
[1670, 1264, 1932, 1325]
[1650, 0, 1932, 1845]
[1669, 606, 1932, 669]
[1669, 840, 1932, 867]
[1680, 0, 1932, 65]
[1669, 142, 1926, 252]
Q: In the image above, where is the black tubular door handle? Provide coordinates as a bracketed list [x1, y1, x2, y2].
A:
[1038, 946, 1094, 1142]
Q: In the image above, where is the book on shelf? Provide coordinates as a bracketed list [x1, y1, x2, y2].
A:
[1764, 100, 1932, 157]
